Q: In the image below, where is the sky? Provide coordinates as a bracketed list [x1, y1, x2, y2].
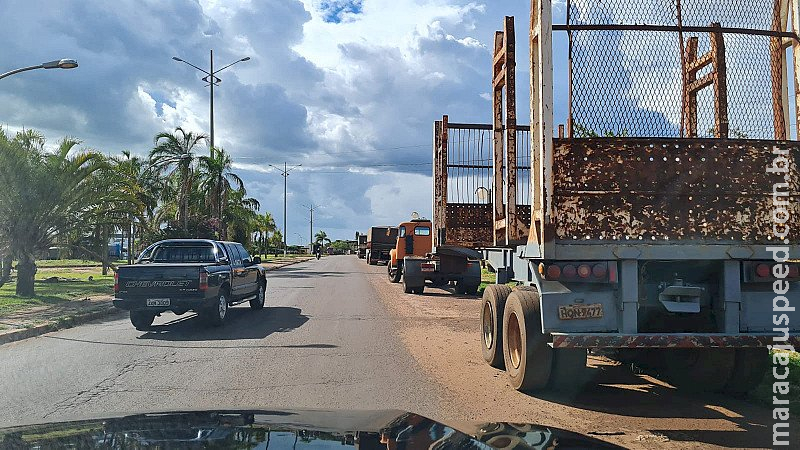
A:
[0, 0, 547, 243]
[0, 0, 776, 243]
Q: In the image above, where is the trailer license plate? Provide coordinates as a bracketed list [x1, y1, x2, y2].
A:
[558, 303, 603, 320]
[146, 298, 170, 307]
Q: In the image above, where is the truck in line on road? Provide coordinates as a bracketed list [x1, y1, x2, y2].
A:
[113, 239, 268, 330]
[365, 226, 398, 265]
[432, 12, 800, 394]
[356, 232, 367, 259]
[387, 216, 482, 295]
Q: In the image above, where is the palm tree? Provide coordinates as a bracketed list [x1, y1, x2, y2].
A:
[314, 231, 331, 246]
[149, 127, 207, 234]
[253, 212, 277, 257]
[198, 147, 244, 238]
[224, 188, 261, 247]
[0, 130, 122, 296]
[110, 151, 160, 263]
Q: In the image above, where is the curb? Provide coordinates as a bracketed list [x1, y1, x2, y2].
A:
[0, 305, 122, 346]
[0, 258, 316, 346]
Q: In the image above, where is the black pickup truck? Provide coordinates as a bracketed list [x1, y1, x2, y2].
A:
[113, 239, 268, 330]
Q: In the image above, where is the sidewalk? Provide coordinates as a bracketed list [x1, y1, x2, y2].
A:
[0, 255, 315, 345]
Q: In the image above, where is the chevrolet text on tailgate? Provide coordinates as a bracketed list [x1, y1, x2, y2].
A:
[113, 239, 268, 330]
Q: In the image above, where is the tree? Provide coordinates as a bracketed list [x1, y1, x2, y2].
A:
[197, 147, 244, 238]
[253, 212, 277, 256]
[149, 127, 207, 234]
[0, 130, 124, 296]
[314, 231, 331, 246]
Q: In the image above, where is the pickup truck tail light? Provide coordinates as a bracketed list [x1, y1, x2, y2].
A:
[114, 272, 119, 294]
[540, 262, 616, 283]
[199, 270, 209, 291]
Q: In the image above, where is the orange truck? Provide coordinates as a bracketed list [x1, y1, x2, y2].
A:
[387, 217, 481, 295]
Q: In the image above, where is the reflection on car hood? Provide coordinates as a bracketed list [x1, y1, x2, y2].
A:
[0, 409, 625, 449]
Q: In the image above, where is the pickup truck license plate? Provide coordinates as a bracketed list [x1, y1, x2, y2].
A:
[558, 303, 603, 320]
[146, 298, 170, 307]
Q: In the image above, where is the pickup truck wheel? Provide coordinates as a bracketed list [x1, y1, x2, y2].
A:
[724, 348, 769, 395]
[205, 291, 229, 327]
[481, 285, 512, 368]
[250, 281, 266, 310]
[503, 289, 552, 391]
[130, 311, 156, 331]
[413, 286, 425, 294]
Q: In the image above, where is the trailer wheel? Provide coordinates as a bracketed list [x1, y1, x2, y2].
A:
[502, 289, 552, 391]
[662, 349, 735, 392]
[723, 348, 769, 395]
[481, 285, 512, 368]
[548, 349, 590, 393]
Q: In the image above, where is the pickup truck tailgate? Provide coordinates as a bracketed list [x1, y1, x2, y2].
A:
[117, 263, 203, 297]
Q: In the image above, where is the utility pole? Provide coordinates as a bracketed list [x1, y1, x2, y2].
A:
[303, 204, 320, 253]
[172, 51, 251, 149]
[269, 163, 302, 256]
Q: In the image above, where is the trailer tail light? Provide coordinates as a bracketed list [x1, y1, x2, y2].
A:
[546, 265, 561, 279]
[199, 270, 209, 291]
[541, 262, 613, 283]
[114, 272, 119, 294]
[746, 261, 800, 282]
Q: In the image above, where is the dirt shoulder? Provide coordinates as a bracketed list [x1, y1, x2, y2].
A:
[364, 261, 794, 449]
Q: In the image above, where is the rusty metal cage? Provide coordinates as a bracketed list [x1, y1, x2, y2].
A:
[560, 0, 798, 140]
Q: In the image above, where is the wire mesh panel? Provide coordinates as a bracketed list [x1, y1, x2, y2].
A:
[434, 122, 532, 248]
[565, 0, 791, 139]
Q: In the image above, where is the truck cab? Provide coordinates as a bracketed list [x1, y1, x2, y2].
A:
[387, 217, 481, 295]
[388, 219, 433, 269]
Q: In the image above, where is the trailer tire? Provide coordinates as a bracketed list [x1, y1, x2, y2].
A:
[662, 349, 735, 392]
[548, 349, 590, 393]
[502, 289, 552, 391]
[723, 348, 769, 395]
[130, 311, 156, 331]
[481, 285, 512, 368]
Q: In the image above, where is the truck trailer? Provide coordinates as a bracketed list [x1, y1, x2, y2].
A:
[365, 226, 398, 265]
[432, 9, 800, 393]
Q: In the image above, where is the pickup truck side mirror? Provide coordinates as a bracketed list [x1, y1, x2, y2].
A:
[218, 257, 229, 265]
[252, 256, 262, 265]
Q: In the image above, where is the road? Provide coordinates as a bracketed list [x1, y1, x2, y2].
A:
[0, 255, 795, 449]
[0, 256, 443, 427]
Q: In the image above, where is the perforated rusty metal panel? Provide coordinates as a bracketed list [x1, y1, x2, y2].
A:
[551, 138, 800, 242]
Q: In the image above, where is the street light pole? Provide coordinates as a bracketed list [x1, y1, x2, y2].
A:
[0, 59, 78, 80]
[302, 203, 320, 253]
[172, 51, 250, 149]
[269, 162, 302, 256]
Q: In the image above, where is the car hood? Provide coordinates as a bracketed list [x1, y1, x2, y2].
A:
[0, 409, 625, 449]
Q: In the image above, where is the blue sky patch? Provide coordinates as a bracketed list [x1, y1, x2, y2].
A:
[319, 0, 363, 23]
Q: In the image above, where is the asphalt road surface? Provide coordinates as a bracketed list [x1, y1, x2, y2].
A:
[0, 256, 443, 427]
[1, 255, 796, 449]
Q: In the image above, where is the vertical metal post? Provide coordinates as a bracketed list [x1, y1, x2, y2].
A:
[505, 16, 519, 244]
[210, 49, 215, 149]
[283, 162, 287, 256]
[711, 24, 729, 139]
[492, 30, 506, 246]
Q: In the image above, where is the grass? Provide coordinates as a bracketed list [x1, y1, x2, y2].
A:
[751, 350, 800, 414]
[477, 267, 517, 295]
[0, 267, 113, 318]
[31, 259, 127, 268]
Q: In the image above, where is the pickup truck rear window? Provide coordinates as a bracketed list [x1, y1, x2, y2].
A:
[150, 245, 216, 263]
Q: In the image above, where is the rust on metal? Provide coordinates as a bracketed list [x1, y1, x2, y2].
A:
[551, 333, 800, 348]
[771, 0, 791, 140]
[551, 138, 800, 242]
[682, 23, 728, 139]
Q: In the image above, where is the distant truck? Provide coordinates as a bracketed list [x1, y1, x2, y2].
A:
[387, 217, 481, 295]
[113, 239, 267, 330]
[356, 232, 367, 259]
[432, 13, 799, 394]
[365, 226, 398, 265]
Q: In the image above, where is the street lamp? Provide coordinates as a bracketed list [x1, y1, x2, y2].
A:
[172, 51, 250, 149]
[269, 162, 302, 256]
[0, 59, 78, 80]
